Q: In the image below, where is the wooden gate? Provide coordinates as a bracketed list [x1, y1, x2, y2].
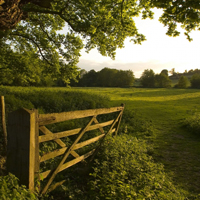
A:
[7, 104, 124, 194]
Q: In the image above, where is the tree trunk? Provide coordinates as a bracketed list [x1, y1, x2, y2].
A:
[0, 0, 52, 31]
[0, 0, 24, 30]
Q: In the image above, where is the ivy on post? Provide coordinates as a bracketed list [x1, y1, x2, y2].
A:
[7, 108, 39, 191]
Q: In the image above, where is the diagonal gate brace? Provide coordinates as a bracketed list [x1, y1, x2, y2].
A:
[41, 116, 97, 194]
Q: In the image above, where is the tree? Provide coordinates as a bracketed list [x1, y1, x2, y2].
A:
[78, 70, 98, 87]
[160, 69, 169, 76]
[176, 76, 189, 88]
[155, 73, 171, 88]
[190, 73, 200, 89]
[115, 70, 135, 87]
[96, 68, 118, 87]
[1, 0, 200, 82]
[140, 69, 155, 88]
[169, 68, 176, 76]
[0, 43, 43, 86]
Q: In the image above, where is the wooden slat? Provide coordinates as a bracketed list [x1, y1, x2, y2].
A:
[48, 180, 66, 193]
[38, 106, 123, 125]
[114, 105, 125, 136]
[40, 148, 95, 180]
[40, 147, 67, 163]
[73, 134, 105, 150]
[40, 147, 79, 163]
[111, 128, 116, 133]
[1, 96, 7, 150]
[59, 149, 95, 172]
[70, 151, 79, 158]
[40, 126, 66, 148]
[93, 118, 105, 135]
[39, 120, 114, 143]
[39, 128, 81, 143]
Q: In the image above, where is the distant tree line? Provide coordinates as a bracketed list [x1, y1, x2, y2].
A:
[140, 69, 172, 88]
[71, 68, 135, 87]
[1, 46, 200, 89]
[140, 68, 200, 89]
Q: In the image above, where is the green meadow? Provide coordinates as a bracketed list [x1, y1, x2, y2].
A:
[0, 86, 200, 199]
[81, 87, 200, 194]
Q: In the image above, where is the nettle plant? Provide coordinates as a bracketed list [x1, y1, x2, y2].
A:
[87, 135, 185, 200]
[0, 173, 37, 200]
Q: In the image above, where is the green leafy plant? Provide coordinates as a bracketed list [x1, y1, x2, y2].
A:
[0, 173, 38, 200]
[87, 135, 185, 200]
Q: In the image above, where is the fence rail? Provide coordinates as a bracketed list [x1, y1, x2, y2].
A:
[7, 104, 124, 194]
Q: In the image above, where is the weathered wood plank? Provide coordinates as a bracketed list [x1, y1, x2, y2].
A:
[1, 96, 7, 150]
[114, 104, 125, 136]
[48, 180, 66, 193]
[70, 151, 79, 158]
[59, 149, 95, 172]
[40, 147, 80, 163]
[111, 128, 116, 133]
[41, 116, 96, 194]
[7, 108, 37, 191]
[40, 149, 95, 180]
[73, 134, 105, 150]
[39, 120, 114, 143]
[40, 147, 67, 163]
[39, 128, 81, 143]
[34, 110, 40, 191]
[39, 126, 66, 148]
[38, 106, 123, 125]
[93, 117, 106, 136]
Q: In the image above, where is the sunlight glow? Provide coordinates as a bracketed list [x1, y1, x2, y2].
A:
[78, 9, 200, 78]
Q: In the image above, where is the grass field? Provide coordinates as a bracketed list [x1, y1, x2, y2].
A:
[72, 87, 200, 197]
[0, 86, 200, 198]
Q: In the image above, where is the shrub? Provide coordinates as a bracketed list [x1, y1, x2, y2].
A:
[87, 135, 185, 200]
[183, 113, 200, 134]
[0, 173, 38, 200]
[175, 76, 189, 88]
[140, 69, 155, 88]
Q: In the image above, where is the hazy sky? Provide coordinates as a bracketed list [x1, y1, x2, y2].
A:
[77, 9, 200, 78]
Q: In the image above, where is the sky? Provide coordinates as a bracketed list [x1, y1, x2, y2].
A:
[77, 9, 200, 78]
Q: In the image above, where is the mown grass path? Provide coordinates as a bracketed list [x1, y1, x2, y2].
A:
[75, 87, 200, 197]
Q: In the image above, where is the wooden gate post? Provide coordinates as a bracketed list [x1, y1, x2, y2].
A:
[7, 108, 39, 191]
[1, 96, 7, 151]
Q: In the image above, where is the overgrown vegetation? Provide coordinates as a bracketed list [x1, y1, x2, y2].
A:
[184, 112, 200, 135]
[0, 86, 200, 199]
[0, 173, 37, 200]
[87, 135, 185, 200]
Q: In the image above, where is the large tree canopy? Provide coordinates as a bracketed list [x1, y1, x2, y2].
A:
[0, 0, 200, 83]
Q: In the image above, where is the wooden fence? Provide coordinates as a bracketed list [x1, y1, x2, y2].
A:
[7, 104, 124, 194]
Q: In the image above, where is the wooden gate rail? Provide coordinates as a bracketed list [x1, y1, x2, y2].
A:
[7, 104, 124, 194]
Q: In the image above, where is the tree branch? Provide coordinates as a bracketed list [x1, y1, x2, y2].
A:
[11, 32, 54, 66]
[25, 6, 87, 33]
